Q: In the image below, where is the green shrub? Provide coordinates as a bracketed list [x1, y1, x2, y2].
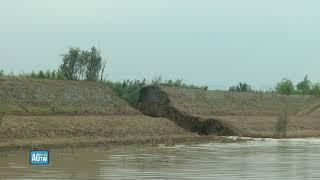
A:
[105, 77, 206, 105]
[276, 78, 295, 95]
[45, 70, 51, 79]
[310, 83, 320, 96]
[151, 76, 207, 89]
[16, 70, 65, 80]
[105, 79, 146, 106]
[56, 69, 65, 80]
[229, 82, 252, 92]
[296, 75, 312, 95]
[38, 70, 45, 79]
[30, 71, 36, 78]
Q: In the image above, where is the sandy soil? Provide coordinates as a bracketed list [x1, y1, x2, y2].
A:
[216, 115, 320, 138]
[0, 116, 238, 150]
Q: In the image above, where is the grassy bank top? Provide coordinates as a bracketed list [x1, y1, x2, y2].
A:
[2, 76, 320, 117]
[0, 77, 141, 116]
[151, 86, 320, 116]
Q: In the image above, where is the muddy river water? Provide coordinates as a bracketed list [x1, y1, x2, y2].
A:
[0, 138, 320, 179]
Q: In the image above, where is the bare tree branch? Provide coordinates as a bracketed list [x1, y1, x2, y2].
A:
[100, 57, 109, 82]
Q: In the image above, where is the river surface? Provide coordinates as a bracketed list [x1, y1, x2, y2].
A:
[0, 138, 320, 179]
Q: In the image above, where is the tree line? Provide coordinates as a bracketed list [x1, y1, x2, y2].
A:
[1, 46, 108, 81]
[1, 46, 320, 97]
[228, 75, 320, 96]
[275, 75, 320, 95]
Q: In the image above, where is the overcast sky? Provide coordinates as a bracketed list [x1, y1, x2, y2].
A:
[1, 0, 320, 89]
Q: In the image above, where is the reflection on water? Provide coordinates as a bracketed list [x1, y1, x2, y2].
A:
[1, 138, 320, 179]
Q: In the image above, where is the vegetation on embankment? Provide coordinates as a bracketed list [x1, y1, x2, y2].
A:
[2, 68, 320, 106]
[0, 77, 141, 116]
[104, 77, 207, 106]
[0, 46, 207, 107]
[1, 46, 320, 106]
[229, 76, 320, 96]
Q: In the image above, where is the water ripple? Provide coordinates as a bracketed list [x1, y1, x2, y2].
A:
[1, 139, 320, 179]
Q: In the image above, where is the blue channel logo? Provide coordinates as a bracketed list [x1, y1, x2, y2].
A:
[30, 150, 49, 165]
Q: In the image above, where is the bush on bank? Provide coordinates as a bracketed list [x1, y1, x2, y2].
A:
[104, 77, 207, 106]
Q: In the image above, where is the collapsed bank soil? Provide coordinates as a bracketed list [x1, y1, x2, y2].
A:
[138, 86, 320, 138]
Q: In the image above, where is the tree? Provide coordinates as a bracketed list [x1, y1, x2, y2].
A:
[51, 70, 56, 79]
[45, 70, 51, 79]
[59, 46, 104, 81]
[100, 58, 108, 82]
[310, 83, 320, 96]
[296, 75, 312, 94]
[85, 47, 102, 81]
[229, 82, 252, 92]
[57, 69, 64, 80]
[38, 70, 45, 79]
[276, 78, 294, 95]
[30, 71, 36, 78]
[60, 48, 81, 80]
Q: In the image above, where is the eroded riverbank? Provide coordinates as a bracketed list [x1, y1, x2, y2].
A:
[0, 116, 242, 150]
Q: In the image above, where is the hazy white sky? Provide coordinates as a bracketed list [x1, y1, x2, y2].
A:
[1, 0, 320, 89]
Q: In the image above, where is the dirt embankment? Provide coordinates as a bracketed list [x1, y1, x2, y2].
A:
[138, 86, 320, 138]
[2, 77, 319, 149]
[0, 116, 215, 150]
[0, 78, 221, 149]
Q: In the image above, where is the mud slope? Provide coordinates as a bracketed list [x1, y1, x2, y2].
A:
[138, 86, 237, 135]
[0, 77, 140, 116]
[138, 86, 320, 137]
